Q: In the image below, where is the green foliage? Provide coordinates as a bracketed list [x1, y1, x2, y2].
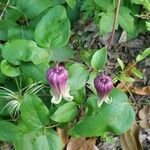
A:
[1, 60, 20, 77]
[91, 48, 107, 71]
[68, 63, 89, 90]
[51, 46, 74, 61]
[136, 48, 150, 62]
[66, 0, 77, 8]
[118, 7, 134, 34]
[35, 6, 70, 49]
[69, 88, 135, 137]
[0, 0, 144, 149]
[51, 102, 78, 123]
[16, 0, 53, 18]
[0, 121, 20, 142]
[2, 39, 49, 65]
[20, 94, 50, 130]
[99, 12, 116, 35]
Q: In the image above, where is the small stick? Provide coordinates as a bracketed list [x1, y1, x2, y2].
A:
[0, 0, 10, 20]
[107, 0, 122, 50]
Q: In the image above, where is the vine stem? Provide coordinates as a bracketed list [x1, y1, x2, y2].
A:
[107, 0, 122, 50]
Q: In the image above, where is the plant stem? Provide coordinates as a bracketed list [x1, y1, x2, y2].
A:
[0, 0, 10, 20]
[107, 0, 122, 50]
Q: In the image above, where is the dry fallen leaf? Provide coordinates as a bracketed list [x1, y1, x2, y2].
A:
[66, 138, 97, 150]
[117, 83, 150, 96]
[139, 105, 150, 128]
[57, 128, 69, 149]
[120, 124, 143, 150]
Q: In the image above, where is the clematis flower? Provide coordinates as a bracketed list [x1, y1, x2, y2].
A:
[94, 74, 113, 107]
[47, 66, 73, 104]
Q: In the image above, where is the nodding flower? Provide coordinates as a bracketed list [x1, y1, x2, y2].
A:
[47, 66, 73, 104]
[94, 74, 113, 107]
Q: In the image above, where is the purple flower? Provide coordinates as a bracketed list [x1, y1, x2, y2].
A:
[47, 66, 73, 104]
[94, 74, 113, 106]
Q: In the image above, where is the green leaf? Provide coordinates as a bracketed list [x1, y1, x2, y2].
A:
[146, 21, 150, 31]
[131, 67, 143, 79]
[117, 58, 125, 70]
[99, 12, 116, 35]
[69, 89, 135, 137]
[8, 26, 34, 40]
[94, 0, 114, 11]
[1, 60, 20, 77]
[91, 48, 107, 71]
[87, 71, 97, 94]
[136, 48, 150, 62]
[2, 39, 49, 65]
[131, 0, 150, 11]
[35, 5, 70, 49]
[51, 102, 78, 123]
[21, 62, 49, 83]
[68, 63, 89, 90]
[51, 46, 74, 61]
[66, 0, 77, 8]
[0, 20, 16, 41]
[118, 7, 134, 33]
[20, 94, 50, 130]
[16, 0, 52, 18]
[34, 129, 62, 150]
[14, 129, 62, 150]
[0, 121, 20, 142]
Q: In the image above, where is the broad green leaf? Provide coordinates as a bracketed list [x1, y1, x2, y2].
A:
[99, 12, 116, 35]
[2, 39, 49, 65]
[8, 26, 34, 40]
[0, 121, 20, 142]
[51, 46, 74, 61]
[136, 48, 150, 62]
[20, 94, 50, 130]
[14, 129, 61, 150]
[71, 88, 86, 105]
[51, 102, 78, 123]
[69, 89, 135, 137]
[1, 60, 20, 77]
[5, 8, 22, 21]
[66, 0, 77, 8]
[85, 95, 98, 117]
[34, 129, 62, 150]
[131, 67, 143, 79]
[91, 48, 107, 71]
[16, 0, 52, 18]
[21, 62, 49, 83]
[0, 20, 16, 41]
[68, 63, 89, 90]
[118, 7, 134, 33]
[94, 0, 114, 11]
[35, 5, 70, 49]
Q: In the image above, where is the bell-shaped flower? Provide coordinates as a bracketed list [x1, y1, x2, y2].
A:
[47, 66, 73, 104]
[94, 74, 113, 107]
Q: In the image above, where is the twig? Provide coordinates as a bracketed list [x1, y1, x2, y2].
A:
[107, 0, 122, 50]
[0, 0, 10, 20]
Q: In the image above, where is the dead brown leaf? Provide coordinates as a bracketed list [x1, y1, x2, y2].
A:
[66, 138, 97, 150]
[57, 128, 69, 149]
[120, 124, 143, 150]
[139, 105, 150, 128]
[117, 83, 150, 96]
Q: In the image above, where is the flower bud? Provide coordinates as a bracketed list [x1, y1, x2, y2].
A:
[47, 66, 73, 104]
[94, 74, 113, 106]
